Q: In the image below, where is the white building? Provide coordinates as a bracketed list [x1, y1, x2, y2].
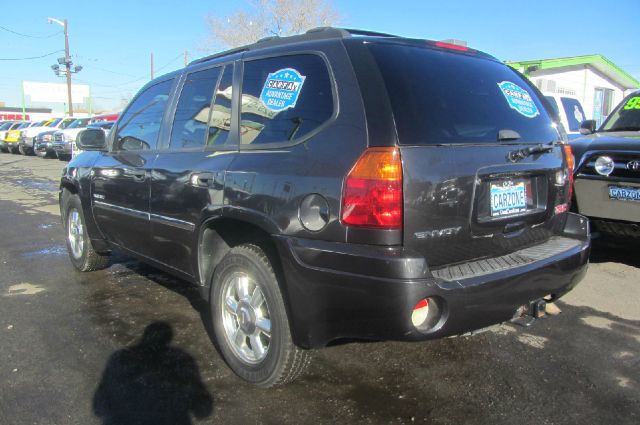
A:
[507, 55, 639, 126]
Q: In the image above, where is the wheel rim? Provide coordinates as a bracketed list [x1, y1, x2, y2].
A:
[220, 271, 271, 364]
[67, 208, 84, 259]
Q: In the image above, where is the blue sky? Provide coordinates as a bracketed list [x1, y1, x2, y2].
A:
[1, 0, 638, 112]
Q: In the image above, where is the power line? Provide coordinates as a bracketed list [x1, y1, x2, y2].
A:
[0, 25, 63, 39]
[0, 50, 64, 61]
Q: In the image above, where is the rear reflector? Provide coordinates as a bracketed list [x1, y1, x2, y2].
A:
[411, 298, 430, 327]
[341, 147, 403, 229]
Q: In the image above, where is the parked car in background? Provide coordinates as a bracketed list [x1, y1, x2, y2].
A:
[543, 92, 588, 140]
[7, 122, 38, 154]
[32, 118, 76, 157]
[52, 118, 92, 161]
[570, 90, 640, 238]
[0, 121, 24, 152]
[89, 113, 119, 123]
[60, 28, 589, 387]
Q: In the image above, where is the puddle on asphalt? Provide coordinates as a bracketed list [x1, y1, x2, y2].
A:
[13, 179, 59, 192]
[22, 245, 67, 257]
[4, 282, 46, 296]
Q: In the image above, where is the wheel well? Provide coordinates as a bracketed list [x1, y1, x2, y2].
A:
[198, 218, 281, 297]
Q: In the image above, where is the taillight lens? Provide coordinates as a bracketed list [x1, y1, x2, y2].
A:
[341, 147, 403, 229]
[563, 144, 574, 202]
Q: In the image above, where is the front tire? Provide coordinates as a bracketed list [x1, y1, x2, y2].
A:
[62, 191, 110, 271]
[211, 243, 310, 387]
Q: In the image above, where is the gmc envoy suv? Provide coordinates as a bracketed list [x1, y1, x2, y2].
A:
[60, 28, 590, 386]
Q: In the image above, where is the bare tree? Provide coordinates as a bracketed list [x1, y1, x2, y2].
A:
[204, 0, 342, 49]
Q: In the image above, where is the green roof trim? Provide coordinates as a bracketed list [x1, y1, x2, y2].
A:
[506, 54, 640, 89]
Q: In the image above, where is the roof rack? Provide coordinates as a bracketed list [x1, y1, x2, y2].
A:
[189, 27, 398, 66]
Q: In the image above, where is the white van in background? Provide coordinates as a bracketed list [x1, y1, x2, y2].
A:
[543, 93, 589, 139]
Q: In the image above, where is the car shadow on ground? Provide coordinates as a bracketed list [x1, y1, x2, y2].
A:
[93, 321, 214, 425]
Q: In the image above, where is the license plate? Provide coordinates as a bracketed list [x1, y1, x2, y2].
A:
[608, 185, 640, 202]
[490, 180, 527, 217]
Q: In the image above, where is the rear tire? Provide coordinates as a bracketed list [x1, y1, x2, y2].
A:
[62, 191, 110, 272]
[210, 243, 310, 387]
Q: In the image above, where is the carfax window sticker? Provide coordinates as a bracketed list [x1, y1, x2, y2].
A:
[497, 81, 540, 118]
[259, 68, 306, 112]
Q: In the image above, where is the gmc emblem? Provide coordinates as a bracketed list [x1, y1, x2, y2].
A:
[626, 160, 640, 171]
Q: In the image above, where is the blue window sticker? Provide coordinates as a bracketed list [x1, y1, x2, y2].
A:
[497, 81, 539, 118]
[260, 68, 306, 112]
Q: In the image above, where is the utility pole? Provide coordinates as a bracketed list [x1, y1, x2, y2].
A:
[48, 17, 82, 117]
[151, 53, 154, 80]
[63, 19, 73, 117]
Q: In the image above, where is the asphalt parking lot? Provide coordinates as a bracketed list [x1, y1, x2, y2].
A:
[0, 154, 638, 425]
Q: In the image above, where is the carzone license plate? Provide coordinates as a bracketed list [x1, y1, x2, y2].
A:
[490, 181, 527, 217]
[608, 185, 640, 202]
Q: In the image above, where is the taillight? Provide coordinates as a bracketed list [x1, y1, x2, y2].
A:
[563, 144, 574, 202]
[341, 147, 403, 229]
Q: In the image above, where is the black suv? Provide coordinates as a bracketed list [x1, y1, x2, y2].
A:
[60, 28, 590, 386]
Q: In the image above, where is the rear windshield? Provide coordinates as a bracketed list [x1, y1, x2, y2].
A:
[601, 94, 640, 132]
[367, 44, 558, 145]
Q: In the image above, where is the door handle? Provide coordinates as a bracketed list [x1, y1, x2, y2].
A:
[132, 171, 146, 181]
[191, 172, 214, 187]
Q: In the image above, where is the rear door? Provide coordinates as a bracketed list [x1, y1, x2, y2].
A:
[91, 79, 174, 256]
[366, 43, 568, 267]
[150, 64, 237, 275]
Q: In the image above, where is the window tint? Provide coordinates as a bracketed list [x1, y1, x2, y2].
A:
[544, 96, 559, 116]
[239, 55, 333, 145]
[114, 79, 173, 151]
[47, 118, 62, 127]
[368, 44, 558, 145]
[59, 118, 76, 129]
[560, 97, 586, 131]
[170, 67, 222, 149]
[206, 66, 234, 147]
[67, 118, 91, 129]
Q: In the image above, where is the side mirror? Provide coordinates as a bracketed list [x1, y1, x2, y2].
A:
[76, 128, 107, 150]
[579, 120, 597, 135]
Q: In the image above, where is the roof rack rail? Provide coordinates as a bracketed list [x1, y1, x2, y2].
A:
[189, 27, 398, 67]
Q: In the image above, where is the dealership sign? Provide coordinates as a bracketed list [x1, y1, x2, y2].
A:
[23, 81, 90, 103]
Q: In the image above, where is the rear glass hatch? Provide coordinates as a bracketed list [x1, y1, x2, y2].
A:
[365, 41, 566, 267]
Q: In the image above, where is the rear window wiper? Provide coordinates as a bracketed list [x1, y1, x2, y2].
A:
[507, 142, 554, 162]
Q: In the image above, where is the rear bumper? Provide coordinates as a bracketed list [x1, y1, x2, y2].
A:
[275, 213, 590, 349]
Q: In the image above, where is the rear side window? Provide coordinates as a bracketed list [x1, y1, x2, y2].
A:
[114, 79, 173, 151]
[170, 67, 222, 149]
[239, 54, 333, 146]
[560, 97, 586, 131]
[367, 44, 558, 145]
[206, 66, 234, 147]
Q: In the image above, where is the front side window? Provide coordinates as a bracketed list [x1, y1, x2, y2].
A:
[114, 79, 173, 151]
[67, 118, 91, 129]
[239, 54, 333, 146]
[170, 67, 221, 149]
